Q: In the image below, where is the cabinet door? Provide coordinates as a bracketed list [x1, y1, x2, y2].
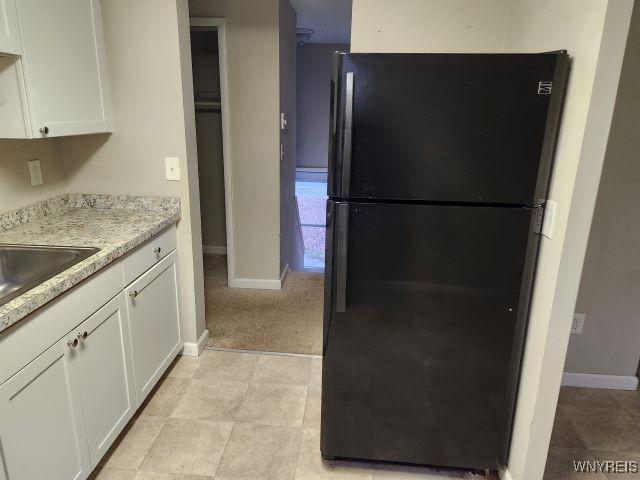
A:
[16, 0, 112, 137]
[0, 0, 21, 55]
[127, 252, 182, 405]
[0, 335, 91, 480]
[72, 294, 136, 467]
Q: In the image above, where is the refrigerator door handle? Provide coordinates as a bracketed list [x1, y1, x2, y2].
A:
[335, 203, 349, 312]
[341, 72, 354, 197]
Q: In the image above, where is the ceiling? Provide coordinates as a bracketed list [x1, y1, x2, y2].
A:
[290, 0, 352, 44]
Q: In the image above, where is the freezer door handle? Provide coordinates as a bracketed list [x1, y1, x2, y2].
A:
[341, 72, 354, 197]
[335, 203, 349, 312]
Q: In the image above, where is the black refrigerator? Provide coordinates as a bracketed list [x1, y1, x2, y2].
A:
[321, 52, 569, 471]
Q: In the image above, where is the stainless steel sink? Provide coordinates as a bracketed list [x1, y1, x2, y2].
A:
[0, 244, 100, 307]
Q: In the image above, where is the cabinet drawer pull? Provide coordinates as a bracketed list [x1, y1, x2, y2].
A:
[129, 290, 138, 299]
[77, 331, 88, 340]
[39, 126, 49, 135]
[153, 246, 162, 255]
[67, 338, 79, 348]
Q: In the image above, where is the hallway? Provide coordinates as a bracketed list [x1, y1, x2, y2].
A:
[204, 254, 324, 355]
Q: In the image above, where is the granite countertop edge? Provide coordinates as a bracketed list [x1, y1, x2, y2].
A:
[0, 194, 181, 334]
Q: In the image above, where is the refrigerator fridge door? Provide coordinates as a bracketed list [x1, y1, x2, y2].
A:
[321, 201, 541, 470]
[328, 53, 569, 205]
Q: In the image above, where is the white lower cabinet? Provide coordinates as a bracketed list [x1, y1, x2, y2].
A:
[0, 335, 91, 480]
[71, 294, 136, 467]
[0, 228, 181, 480]
[126, 252, 182, 405]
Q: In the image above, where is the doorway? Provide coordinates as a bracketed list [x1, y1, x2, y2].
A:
[189, 18, 235, 288]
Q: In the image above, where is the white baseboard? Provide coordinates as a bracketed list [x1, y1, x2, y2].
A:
[230, 265, 289, 290]
[232, 277, 282, 290]
[562, 372, 639, 390]
[202, 245, 227, 255]
[499, 467, 514, 480]
[181, 329, 210, 357]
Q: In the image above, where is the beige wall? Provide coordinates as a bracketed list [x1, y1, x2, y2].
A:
[296, 43, 348, 169]
[189, 0, 282, 282]
[192, 31, 227, 250]
[279, 0, 303, 272]
[196, 112, 226, 249]
[0, 139, 67, 212]
[350, 1, 634, 479]
[59, 0, 206, 346]
[565, 3, 640, 378]
[350, 0, 509, 53]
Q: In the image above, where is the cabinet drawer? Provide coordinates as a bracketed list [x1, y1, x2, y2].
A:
[123, 226, 176, 286]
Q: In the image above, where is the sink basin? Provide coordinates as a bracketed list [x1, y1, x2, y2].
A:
[0, 244, 100, 307]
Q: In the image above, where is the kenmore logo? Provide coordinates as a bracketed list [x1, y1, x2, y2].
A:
[538, 81, 553, 94]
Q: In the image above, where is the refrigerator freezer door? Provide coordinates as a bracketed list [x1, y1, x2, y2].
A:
[321, 201, 539, 469]
[328, 53, 568, 204]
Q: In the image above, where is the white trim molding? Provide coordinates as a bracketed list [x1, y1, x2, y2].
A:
[190, 17, 236, 288]
[230, 264, 289, 290]
[280, 263, 290, 286]
[232, 278, 282, 290]
[202, 245, 227, 255]
[296, 167, 328, 173]
[562, 372, 638, 390]
[181, 329, 210, 357]
[499, 467, 514, 480]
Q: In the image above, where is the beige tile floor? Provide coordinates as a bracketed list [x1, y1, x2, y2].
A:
[91, 349, 496, 480]
[544, 386, 640, 479]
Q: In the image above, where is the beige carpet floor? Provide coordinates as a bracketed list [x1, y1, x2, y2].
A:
[204, 254, 324, 355]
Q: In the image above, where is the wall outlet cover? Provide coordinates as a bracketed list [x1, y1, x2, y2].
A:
[165, 157, 180, 181]
[27, 159, 43, 186]
[571, 313, 586, 335]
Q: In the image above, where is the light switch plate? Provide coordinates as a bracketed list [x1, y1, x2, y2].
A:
[27, 159, 43, 186]
[571, 313, 586, 334]
[165, 157, 180, 181]
[542, 200, 557, 239]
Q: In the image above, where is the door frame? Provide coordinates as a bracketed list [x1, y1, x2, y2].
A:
[189, 17, 236, 287]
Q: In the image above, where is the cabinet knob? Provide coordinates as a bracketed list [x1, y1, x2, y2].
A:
[67, 338, 79, 348]
[129, 290, 138, 299]
[153, 246, 162, 255]
[39, 126, 49, 135]
[77, 331, 88, 340]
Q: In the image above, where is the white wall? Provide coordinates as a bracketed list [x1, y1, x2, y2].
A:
[565, 2, 640, 378]
[296, 43, 349, 169]
[59, 0, 206, 348]
[0, 139, 67, 212]
[350, 0, 509, 53]
[350, 1, 634, 479]
[189, 0, 282, 283]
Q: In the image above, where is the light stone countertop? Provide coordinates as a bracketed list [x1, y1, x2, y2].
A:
[0, 194, 181, 333]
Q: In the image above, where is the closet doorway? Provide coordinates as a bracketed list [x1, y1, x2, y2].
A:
[189, 18, 234, 287]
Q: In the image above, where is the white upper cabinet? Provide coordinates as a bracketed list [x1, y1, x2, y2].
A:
[0, 0, 21, 55]
[0, 0, 112, 138]
[17, 0, 112, 137]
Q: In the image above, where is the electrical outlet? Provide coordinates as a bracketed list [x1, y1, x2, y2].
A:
[571, 313, 586, 334]
[165, 157, 180, 181]
[27, 159, 43, 186]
